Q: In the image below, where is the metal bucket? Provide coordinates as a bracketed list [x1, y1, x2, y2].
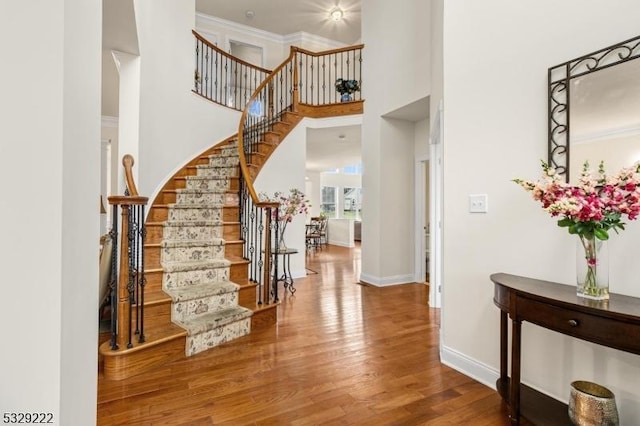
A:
[568, 380, 619, 425]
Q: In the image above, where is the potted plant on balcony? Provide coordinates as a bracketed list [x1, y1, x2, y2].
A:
[335, 78, 360, 102]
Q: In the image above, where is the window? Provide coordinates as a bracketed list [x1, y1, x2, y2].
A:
[342, 163, 363, 175]
[342, 187, 362, 220]
[320, 186, 337, 218]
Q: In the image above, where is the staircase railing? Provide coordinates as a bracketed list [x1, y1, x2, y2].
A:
[107, 155, 148, 350]
[193, 30, 272, 111]
[237, 44, 364, 304]
[293, 44, 364, 105]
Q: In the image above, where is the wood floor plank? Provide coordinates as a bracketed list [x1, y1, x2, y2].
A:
[97, 244, 520, 425]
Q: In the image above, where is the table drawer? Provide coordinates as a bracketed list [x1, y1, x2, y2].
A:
[516, 296, 640, 354]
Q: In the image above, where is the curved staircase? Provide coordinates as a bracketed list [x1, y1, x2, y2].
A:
[99, 38, 364, 380]
[100, 114, 303, 379]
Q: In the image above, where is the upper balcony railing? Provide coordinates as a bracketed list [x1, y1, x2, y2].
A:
[192, 30, 272, 111]
[294, 44, 364, 106]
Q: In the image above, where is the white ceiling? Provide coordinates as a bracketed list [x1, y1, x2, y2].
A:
[195, 0, 362, 45]
[306, 125, 362, 173]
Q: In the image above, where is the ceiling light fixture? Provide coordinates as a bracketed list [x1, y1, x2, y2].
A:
[245, 10, 255, 19]
[330, 7, 344, 22]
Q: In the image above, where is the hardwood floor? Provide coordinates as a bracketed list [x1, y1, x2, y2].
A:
[97, 244, 519, 425]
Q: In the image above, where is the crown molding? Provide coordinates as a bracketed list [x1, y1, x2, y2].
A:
[572, 123, 640, 145]
[282, 32, 345, 49]
[101, 116, 118, 128]
[195, 12, 345, 49]
[196, 12, 283, 44]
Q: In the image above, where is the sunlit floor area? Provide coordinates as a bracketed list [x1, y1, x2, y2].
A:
[97, 244, 517, 425]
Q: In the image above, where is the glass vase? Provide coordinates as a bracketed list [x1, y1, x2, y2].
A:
[277, 221, 288, 251]
[576, 235, 609, 300]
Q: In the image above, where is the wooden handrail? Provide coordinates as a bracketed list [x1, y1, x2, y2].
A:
[291, 43, 365, 57]
[192, 30, 272, 74]
[108, 195, 149, 206]
[237, 49, 297, 203]
[122, 154, 139, 197]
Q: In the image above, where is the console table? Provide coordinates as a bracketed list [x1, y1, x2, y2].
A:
[491, 273, 640, 425]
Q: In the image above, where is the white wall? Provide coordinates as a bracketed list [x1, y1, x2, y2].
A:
[361, 0, 430, 286]
[362, 0, 430, 113]
[101, 117, 119, 198]
[0, 1, 100, 424]
[112, 50, 141, 194]
[321, 172, 362, 188]
[327, 219, 355, 247]
[134, 0, 241, 199]
[305, 171, 321, 217]
[442, 0, 640, 420]
[414, 118, 430, 158]
[255, 122, 308, 279]
[102, 49, 120, 116]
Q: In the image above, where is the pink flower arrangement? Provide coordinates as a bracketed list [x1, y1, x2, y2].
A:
[259, 188, 310, 223]
[514, 160, 640, 240]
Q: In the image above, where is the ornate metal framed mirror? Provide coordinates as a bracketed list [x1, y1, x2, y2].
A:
[548, 35, 640, 181]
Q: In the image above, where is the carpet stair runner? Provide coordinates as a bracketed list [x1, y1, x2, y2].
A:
[161, 142, 253, 356]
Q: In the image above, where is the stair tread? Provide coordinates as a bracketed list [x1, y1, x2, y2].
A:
[175, 306, 253, 336]
[194, 164, 237, 169]
[226, 256, 250, 265]
[138, 288, 172, 303]
[162, 220, 223, 226]
[161, 239, 225, 248]
[185, 175, 233, 181]
[174, 188, 230, 194]
[165, 203, 225, 209]
[164, 280, 239, 302]
[99, 322, 186, 355]
[162, 258, 231, 272]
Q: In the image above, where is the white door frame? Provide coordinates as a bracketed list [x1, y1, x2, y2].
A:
[414, 156, 429, 287]
[429, 101, 444, 309]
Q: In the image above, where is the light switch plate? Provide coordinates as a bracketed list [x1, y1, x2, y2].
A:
[469, 194, 488, 213]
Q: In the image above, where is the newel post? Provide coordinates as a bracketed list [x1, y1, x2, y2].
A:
[116, 203, 132, 349]
[262, 207, 273, 304]
[291, 47, 299, 112]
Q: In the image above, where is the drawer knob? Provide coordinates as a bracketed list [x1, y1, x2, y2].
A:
[568, 319, 579, 327]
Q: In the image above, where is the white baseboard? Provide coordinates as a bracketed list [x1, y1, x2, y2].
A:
[440, 344, 499, 390]
[359, 273, 415, 287]
[440, 345, 568, 405]
[327, 239, 355, 248]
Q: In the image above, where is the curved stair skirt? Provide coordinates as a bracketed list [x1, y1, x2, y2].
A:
[99, 104, 361, 380]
